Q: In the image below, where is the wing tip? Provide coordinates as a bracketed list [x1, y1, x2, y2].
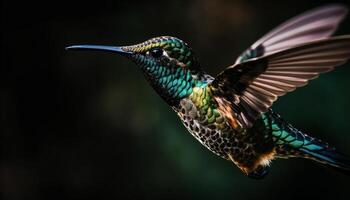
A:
[314, 3, 348, 15]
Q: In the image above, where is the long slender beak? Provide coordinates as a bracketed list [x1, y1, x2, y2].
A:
[65, 45, 133, 55]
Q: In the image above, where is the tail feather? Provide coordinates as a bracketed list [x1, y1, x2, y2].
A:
[300, 145, 350, 172]
[266, 109, 350, 173]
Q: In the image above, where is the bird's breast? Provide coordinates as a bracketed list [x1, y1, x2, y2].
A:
[174, 91, 240, 159]
[174, 88, 276, 170]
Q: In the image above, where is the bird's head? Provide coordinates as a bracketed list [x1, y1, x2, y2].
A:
[67, 36, 207, 105]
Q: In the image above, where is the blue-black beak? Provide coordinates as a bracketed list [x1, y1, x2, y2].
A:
[65, 45, 133, 56]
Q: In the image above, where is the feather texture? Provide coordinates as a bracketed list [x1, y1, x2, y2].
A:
[212, 36, 350, 128]
[235, 4, 348, 64]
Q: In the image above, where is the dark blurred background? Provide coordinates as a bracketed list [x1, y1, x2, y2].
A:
[2, 0, 350, 199]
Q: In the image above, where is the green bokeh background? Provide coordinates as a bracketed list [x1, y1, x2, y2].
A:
[2, 0, 350, 199]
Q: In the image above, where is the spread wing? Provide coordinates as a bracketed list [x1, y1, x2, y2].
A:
[210, 36, 350, 128]
[235, 4, 348, 64]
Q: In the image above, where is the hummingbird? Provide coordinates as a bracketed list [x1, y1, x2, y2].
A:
[67, 4, 350, 179]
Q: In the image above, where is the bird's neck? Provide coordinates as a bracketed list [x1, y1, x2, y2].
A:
[144, 66, 211, 106]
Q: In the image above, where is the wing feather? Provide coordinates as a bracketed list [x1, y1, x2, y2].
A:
[235, 4, 348, 64]
[211, 36, 350, 128]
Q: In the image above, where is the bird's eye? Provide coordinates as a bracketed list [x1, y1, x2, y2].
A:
[149, 48, 163, 58]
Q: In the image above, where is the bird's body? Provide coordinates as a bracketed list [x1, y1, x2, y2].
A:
[175, 85, 276, 175]
[67, 4, 350, 178]
[173, 72, 340, 178]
